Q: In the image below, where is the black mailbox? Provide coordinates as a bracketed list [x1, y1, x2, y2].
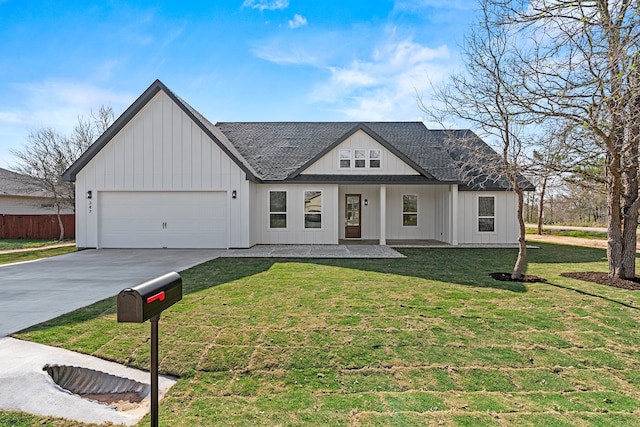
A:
[117, 272, 182, 323]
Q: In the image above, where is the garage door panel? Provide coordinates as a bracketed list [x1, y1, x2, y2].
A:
[99, 192, 228, 248]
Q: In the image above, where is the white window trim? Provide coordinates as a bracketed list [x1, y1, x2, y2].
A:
[369, 149, 381, 169]
[477, 195, 496, 233]
[269, 190, 288, 230]
[303, 189, 323, 230]
[402, 194, 418, 227]
[339, 149, 351, 169]
[338, 148, 383, 170]
[354, 149, 367, 169]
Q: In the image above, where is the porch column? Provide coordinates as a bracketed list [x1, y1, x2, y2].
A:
[380, 185, 386, 245]
[451, 184, 459, 246]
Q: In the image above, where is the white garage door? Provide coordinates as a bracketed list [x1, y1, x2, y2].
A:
[99, 191, 228, 248]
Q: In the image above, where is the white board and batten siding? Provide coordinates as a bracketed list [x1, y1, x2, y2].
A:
[302, 130, 419, 175]
[75, 90, 250, 249]
[252, 184, 339, 245]
[457, 191, 518, 245]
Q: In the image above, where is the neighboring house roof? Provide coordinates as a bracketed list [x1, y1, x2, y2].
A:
[0, 167, 52, 198]
[62, 79, 533, 190]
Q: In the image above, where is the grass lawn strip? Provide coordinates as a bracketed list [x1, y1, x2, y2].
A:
[0, 245, 76, 265]
[9, 243, 640, 426]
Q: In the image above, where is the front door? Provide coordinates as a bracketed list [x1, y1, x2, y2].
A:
[345, 194, 361, 238]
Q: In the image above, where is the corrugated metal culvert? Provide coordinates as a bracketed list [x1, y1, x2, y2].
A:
[43, 364, 149, 405]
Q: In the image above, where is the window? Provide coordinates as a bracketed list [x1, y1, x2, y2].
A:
[354, 149, 366, 168]
[269, 191, 287, 228]
[304, 190, 322, 229]
[369, 149, 381, 168]
[478, 196, 495, 232]
[402, 194, 418, 226]
[339, 148, 382, 169]
[339, 150, 351, 168]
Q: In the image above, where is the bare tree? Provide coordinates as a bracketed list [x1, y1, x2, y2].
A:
[422, 0, 534, 279]
[529, 120, 599, 234]
[11, 106, 114, 240]
[490, 0, 640, 279]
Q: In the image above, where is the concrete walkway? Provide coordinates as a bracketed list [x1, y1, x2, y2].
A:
[225, 244, 405, 258]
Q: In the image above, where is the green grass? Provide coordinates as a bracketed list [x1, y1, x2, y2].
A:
[0, 246, 76, 265]
[9, 243, 640, 426]
[0, 239, 73, 251]
[525, 228, 608, 239]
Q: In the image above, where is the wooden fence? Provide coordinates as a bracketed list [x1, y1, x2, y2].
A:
[0, 214, 75, 239]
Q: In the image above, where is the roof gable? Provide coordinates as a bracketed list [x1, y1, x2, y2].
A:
[290, 123, 432, 179]
[62, 80, 258, 182]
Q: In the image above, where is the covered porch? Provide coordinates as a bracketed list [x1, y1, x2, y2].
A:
[337, 183, 459, 246]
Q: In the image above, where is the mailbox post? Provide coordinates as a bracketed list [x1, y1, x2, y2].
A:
[117, 272, 182, 427]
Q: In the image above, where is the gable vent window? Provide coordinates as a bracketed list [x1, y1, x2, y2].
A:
[269, 191, 287, 229]
[369, 149, 381, 168]
[304, 190, 322, 229]
[339, 150, 351, 168]
[340, 149, 382, 169]
[354, 150, 366, 168]
[478, 196, 495, 232]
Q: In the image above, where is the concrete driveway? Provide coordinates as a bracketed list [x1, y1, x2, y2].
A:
[0, 249, 223, 337]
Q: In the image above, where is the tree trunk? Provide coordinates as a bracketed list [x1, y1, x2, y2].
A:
[512, 188, 527, 280]
[536, 176, 547, 235]
[620, 121, 640, 278]
[56, 203, 64, 241]
[607, 153, 624, 278]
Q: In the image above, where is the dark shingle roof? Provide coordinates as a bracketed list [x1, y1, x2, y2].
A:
[63, 80, 531, 190]
[215, 122, 462, 182]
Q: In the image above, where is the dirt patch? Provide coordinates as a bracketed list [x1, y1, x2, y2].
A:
[527, 234, 640, 252]
[489, 272, 547, 283]
[560, 272, 640, 291]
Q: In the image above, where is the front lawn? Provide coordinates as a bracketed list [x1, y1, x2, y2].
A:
[8, 243, 640, 426]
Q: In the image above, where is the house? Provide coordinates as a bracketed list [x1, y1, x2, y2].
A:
[0, 167, 75, 239]
[0, 168, 73, 215]
[63, 80, 531, 249]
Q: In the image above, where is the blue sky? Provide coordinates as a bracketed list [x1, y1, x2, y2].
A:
[0, 0, 478, 167]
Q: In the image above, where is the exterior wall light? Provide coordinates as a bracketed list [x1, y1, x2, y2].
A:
[364, 199, 368, 206]
[232, 190, 237, 199]
[87, 190, 92, 199]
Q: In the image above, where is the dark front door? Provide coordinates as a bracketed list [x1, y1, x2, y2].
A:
[345, 194, 361, 238]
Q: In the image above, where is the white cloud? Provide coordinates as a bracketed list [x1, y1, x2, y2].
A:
[242, 0, 289, 11]
[253, 44, 319, 65]
[0, 111, 21, 124]
[288, 14, 307, 29]
[311, 38, 453, 120]
[0, 80, 133, 132]
[0, 79, 136, 166]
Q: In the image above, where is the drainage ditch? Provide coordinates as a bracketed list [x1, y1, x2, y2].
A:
[43, 364, 150, 406]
